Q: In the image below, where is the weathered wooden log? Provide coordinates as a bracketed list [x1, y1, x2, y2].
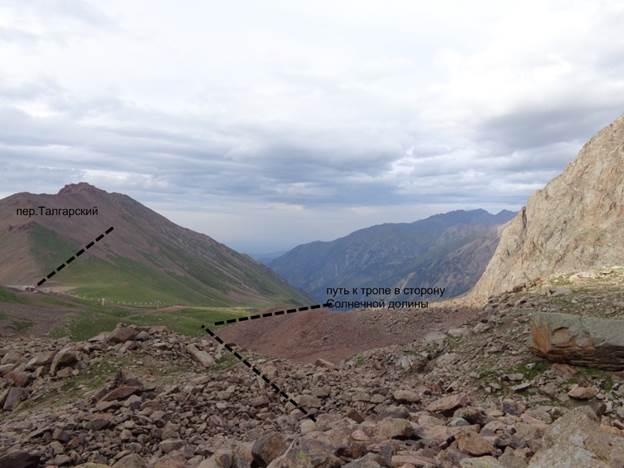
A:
[531, 312, 624, 370]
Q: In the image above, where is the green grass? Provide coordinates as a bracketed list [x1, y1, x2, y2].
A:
[510, 360, 551, 380]
[0, 311, 7, 321]
[52, 305, 249, 341]
[565, 367, 616, 392]
[29, 223, 309, 307]
[8, 319, 33, 333]
[0, 286, 21, 303]
[213, 354, 239, 370]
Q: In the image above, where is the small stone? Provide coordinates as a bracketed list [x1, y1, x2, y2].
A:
[252, 432, 288, 466]
[0, 450, 40, 468]
[568, 385, 599, 400]
[108, 325, 138, 343]
[392, 390, 420, 403]
[315, 358, 337, 369]
[456, 431, 495, 456]
[2, 387, 25, 411]
[296, 394, 322, 408]
[50, 348, 79, 375]
[112, 453, 148, 468]
[186, 344, 215, 368]
[376, 418, 414, 440]
[426, 393, 470, 414]
[160, 439, 184, 453]
[5, 370, 31, 387]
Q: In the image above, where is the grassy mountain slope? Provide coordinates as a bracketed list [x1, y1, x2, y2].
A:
[0, 183, 309, 307]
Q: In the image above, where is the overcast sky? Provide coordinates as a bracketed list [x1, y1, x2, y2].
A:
[1, 1, 623, 253]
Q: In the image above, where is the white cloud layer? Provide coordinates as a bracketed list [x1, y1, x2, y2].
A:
[1, 0, 623, 251]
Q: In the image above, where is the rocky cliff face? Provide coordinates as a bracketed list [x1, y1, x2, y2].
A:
[471, 114, 624, 301]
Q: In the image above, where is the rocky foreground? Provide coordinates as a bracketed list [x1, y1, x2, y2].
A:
[3, 268, 624, 467]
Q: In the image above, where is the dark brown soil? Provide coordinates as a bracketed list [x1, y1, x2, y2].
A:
[219, 305, 479, 363]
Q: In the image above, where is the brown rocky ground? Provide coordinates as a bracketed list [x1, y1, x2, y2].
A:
[2, 268, 624, 467]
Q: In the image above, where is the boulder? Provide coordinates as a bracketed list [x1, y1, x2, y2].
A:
[392, 390, 420, 403]
[186, 344, 215, 368]
[0, 450, 40, 468]
[456, 431, 495, 456]
[375, 418, 414, 440]
[5, 370, 31, 387]
[50, 347, 79, 375]
[101, 384, 142, 401]
[267, 438, 342, 467]
[426, 393, 470, 414]
[315, 358, 337, 369]
[252, 432, 288, 466]
[2, 387, 26, 411]
[160, 439, 184, 453]
[568, 385, 599, 400]
[343, 453, 382, 467]
[112, 454, 147, 468]
[25, 350, 56, 370]
[459, 457, 505, 468]
[528, 407, 624, 467]
[531, 312, 624, 370]
[108, 325, 138, 343]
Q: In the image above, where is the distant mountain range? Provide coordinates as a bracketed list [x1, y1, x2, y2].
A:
[0, 183, 309, 307]
[269, 209, 516, 303]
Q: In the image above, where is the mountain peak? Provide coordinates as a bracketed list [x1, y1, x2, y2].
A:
[57, 182, 104, 196]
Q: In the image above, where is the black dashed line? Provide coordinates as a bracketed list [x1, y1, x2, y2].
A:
[203, 326, 316, 422]
[95, 234, 104, 242]
[211, 303, 327, 325]
[34, 227, 114, 289]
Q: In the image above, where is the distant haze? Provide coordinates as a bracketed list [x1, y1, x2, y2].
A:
[1, 1, 623, 252]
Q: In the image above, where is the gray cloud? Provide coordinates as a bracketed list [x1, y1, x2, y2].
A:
[1, 0, 624, 251]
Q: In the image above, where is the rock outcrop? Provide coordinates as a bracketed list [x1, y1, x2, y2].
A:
[531, 312, 624, 370]
[471, 114, 624, 301]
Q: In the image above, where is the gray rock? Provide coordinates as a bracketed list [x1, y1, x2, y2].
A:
[531, 312, 624, 370]
[112, 453, 148, 468]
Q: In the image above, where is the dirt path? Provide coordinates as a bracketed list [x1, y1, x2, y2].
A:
[219, 305, 479, 363]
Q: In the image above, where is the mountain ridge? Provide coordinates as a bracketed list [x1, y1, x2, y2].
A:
[470, 113, 624, 301]
[0, 183, 310, 307]
[269, 208, 516, 302]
